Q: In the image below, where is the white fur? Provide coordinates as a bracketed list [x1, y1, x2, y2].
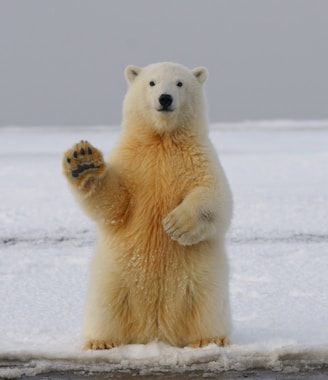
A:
[123, 62, 208, 133]
[64, 62, 233, 348]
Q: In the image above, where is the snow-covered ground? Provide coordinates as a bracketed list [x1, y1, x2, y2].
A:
[0, 122, 327, 378]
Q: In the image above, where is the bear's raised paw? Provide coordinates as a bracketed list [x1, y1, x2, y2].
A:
[63, 141, 105, 182]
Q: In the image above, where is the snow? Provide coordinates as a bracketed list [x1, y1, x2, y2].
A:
[0, 122, 327, 378]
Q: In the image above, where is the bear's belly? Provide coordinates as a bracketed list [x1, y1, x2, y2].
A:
[111, 153, 205, 277]
[119, 194, 186, 272]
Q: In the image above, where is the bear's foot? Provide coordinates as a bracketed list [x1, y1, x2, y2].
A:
[188, 336, 230, 348]
[84, 340, 116, 350]
[63, 141, 106, 189]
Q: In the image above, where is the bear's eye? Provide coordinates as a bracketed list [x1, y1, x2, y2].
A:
[149, 81, 156, 87]
[176, 81, 183, 87]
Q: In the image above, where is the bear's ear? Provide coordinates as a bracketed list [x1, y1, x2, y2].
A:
[125, 65, 142, 84]
[192, 67, 208, 84]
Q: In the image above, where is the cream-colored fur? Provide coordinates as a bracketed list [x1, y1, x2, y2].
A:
[63, 62, 233, 349]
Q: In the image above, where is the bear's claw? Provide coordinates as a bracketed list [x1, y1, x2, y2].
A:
[188, 336, 230, 348]
[84, 340, 116, 350]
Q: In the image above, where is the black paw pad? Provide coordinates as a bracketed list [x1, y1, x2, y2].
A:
[71, 163, 98, 178]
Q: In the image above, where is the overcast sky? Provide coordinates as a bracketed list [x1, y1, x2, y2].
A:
[0, 0, 327, 126]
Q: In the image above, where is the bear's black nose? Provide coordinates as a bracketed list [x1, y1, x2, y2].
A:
[159, 94, 173, 108]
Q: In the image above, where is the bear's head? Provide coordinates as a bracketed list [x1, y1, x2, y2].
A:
[123, 62, 208, 134]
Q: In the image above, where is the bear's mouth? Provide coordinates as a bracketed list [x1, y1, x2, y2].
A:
[157, 107, 174, 113]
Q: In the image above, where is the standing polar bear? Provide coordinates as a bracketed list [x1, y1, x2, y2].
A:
[63, 62, 233, 349]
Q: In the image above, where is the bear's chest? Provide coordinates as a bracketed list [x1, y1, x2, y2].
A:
[113, 136, 211, 272]
[127, 140, 205, 210]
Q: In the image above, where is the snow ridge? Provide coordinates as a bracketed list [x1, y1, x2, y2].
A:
[1, 343, 328, 378]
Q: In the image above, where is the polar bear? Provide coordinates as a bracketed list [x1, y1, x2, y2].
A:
[63, 62, 233, 349]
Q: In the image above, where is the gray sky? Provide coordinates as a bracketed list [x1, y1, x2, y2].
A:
[0, 0, 327, 126]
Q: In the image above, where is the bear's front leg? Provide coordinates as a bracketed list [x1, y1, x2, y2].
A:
[63, 141, 130, 225]
[63, 141, 106, 195]
[163, 187, 217, 246]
